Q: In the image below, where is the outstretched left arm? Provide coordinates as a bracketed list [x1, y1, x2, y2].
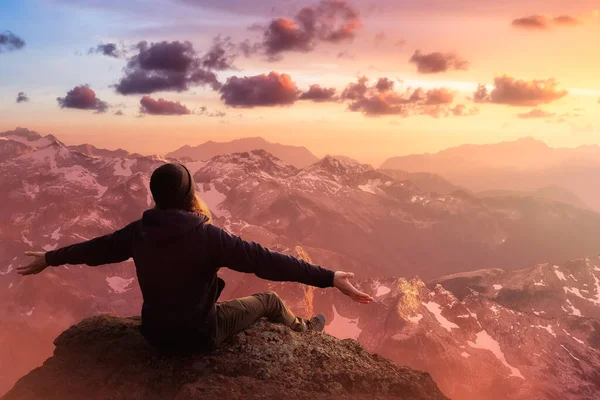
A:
[17, 221, 139, 276]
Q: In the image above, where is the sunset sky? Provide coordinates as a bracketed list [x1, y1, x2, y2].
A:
[1, 0, 599, 165]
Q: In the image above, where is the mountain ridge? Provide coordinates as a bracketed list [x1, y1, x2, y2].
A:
[2, 316, 449, 400]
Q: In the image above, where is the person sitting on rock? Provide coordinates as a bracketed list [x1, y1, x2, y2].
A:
[18, 163, 374, 351]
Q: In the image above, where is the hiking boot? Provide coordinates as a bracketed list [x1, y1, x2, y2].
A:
[305, 314, 326, 332]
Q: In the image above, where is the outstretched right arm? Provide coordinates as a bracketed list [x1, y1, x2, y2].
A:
[205, 224, 334, 288]
[204, 224, 373, 303]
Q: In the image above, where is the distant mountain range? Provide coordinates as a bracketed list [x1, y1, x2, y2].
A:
[166, 136, 319, 169]
[2, 128, 600, 399]
[380, 137, 600, 212]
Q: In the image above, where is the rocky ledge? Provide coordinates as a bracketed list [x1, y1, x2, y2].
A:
[3, 315, 448, 400]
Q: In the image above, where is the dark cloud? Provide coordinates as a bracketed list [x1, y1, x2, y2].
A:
[511, 15, 549, 30]
[473, 75, 568, 106]
[16, 92, 29, 103]
[89, 42, 124, 58]
[238, 39, 262, 57]
[409, 50, 469, 74]
[375, 77, 395, 93]
[512, 14, 581, 30]
[197, 106, 226, 117]
[140, 96, 191, 115]
[299, 84, 337, 102]
[220, 71, 298, 107]
[340, 76, 369, 100]
[114, 109, 125, 116]
[337, 50, 355, 59]
[201, 37, 237, 70]
[553, 15, 580, 25]
[342, 77, 463, 118]
[57, 85, 109, 113]
[517, 108, 556, 119]
[261, 0, 362, 57]
[114, 40, 221, 95]
[0, 31, 25, 53]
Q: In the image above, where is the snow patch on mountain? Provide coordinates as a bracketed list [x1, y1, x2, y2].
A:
[197, 183, 229, 218]
[554, 266, 566, 281]
[423, 301, 459, 332]
[408, 314, 423, 324]
[375, 282, 391, 297]
[0, 264, 14, 275]
[560, 345, 580, 361]
[22, 182, 40, 199]
[21, 234, 33, 246]
[564, 284, 600, 305]
[564, 299, 582, 316]
[326, 305, 361, 340]
[531, 324, 556, 338]
[562, 329, 585, 345]
[105, 276, 135, 294]
[113, 159, 136, 177]
[358, 180, 381, 195]
[467, 330, 525, 379]
[50, 227, 62, 241]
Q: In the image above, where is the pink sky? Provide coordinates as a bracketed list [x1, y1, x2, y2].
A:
[1, 0, 599, 164]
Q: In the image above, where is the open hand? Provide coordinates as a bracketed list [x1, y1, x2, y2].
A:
[333, 271, 374, 304]
[17, 251, 49, 276]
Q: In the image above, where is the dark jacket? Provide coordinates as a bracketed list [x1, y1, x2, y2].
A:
[45, 209, 335, 349]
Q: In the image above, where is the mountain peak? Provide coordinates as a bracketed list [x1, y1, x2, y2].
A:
[166, 137, 319, 168]
[3, 315, 448, 400]
[0, 127, 60, 148]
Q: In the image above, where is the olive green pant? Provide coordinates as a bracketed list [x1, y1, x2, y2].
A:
[212, 291, 306, 347]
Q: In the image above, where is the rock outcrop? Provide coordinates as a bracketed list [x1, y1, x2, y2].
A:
[2, 316, 448, 400]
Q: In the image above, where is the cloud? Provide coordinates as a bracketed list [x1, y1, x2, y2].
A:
[340, 76, 369, 100]
[261, 0, 362, 57]
[299, 84, 337, 102]
[140, 96, 191, 115]
[512, 14, 584, 30]
[553, 15, 580, 26]
[114, 110, 124, 116]
[424, 87, 456, 105]
[197, 106, 226, 117]
[201, 37, 237, 70]
[57, 85, 108, 113]
[337, 50, 355, 59]
[409, 50, 469, 74]
[89, 42, 124, 58]
[114, 40, 221, 95]
[373, 31, 386, 46]
[511, 15, 549, 30]
[473, 75, 568, 106]
[16, 92, 29, 103]
[0, 31, 25, 53]
[375, 77, 395, 93]
[451, 104, 479, 117]
[342, 77, 463, 118]
[517, 108, 556, 119]
[220, 71, 298, 107]
[394, 39, 407, 47]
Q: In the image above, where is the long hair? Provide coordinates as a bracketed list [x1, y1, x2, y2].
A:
[154, 191, 212, 223]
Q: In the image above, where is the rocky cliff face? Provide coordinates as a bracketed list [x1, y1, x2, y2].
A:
[2, 316, 448, 400]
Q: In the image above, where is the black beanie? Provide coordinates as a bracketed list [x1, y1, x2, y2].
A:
[150, 163, 195, 209]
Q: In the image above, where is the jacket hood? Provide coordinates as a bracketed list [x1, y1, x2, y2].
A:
[140, 208, 209, 242]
